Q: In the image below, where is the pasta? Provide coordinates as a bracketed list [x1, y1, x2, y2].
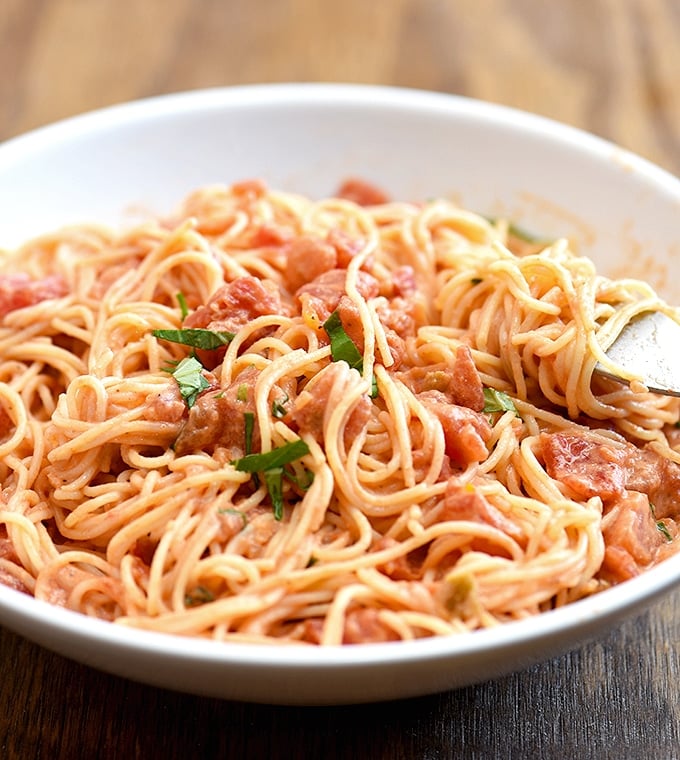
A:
[0, 177, 678, 645]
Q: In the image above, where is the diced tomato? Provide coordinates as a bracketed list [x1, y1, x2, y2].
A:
[0, 273, 68, 318]
[625, 447, 680, 520]
[343, 608, 399, 643]
[289, 362, 371, 448]
[541, 430, 680, 522]
[540, 432, 626, 500]
[396, 346, 484, 411]
[143, 383, 186, 424]
[418, 390, 491, 467]
[283, 235, 337, 293]
[173, 366, 259, 456]
[231, 178, 268, 199]
[449, 346, 484, 412]
[296, 269, 379, 324]
[336, 178, 390, 206]
[601, 491, 663, 582]
[439, 481, 523, 542]
[373, 536, 423, 581]
[184, 276, 290, 366]
[185, 276, 288, 334]
[326, 229, 366, 268]
[391, 266, 417, 298]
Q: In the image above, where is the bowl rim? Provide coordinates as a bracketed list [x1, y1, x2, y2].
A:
[2, 548, 680, 669]
[1, 82, 680, 678]
[1, 82, 678, 190]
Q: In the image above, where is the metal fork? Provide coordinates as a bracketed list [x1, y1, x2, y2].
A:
[596, 311, 680, 397]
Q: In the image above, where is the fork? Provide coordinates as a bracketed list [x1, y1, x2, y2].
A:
[596, 311, 680, 397]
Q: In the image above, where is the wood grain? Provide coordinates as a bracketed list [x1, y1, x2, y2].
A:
[1, 597, 679, 759]
[1, 1, 679, 758]
[2, 0, 679, 175]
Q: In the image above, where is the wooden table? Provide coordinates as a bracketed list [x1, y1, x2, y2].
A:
[1, 1, 679, 757]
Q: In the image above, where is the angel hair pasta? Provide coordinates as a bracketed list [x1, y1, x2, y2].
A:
[0, 177, 678, 645]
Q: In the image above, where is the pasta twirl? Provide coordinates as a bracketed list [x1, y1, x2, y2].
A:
[0, 178, 678, 645]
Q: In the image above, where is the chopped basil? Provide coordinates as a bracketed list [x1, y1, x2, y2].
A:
[264, 467, 284, 520]
[185, 585, 214, 607]
[285, 468, 314, 491]
[506, 222, 553, 246]
[233, 439, 311, 521]
[650, 503, 673, 542]
[323, 309, 378, 398]
[244, 411, 255, 455]
[233, 439, 310, 473]
[324, 310, 363, 370]
[483, 215, 552, 246]
[176, 292, 189, 320]
[272, 394, 289, 419]
[482, 387, 518, 415]
[152, 327, 235, 350]
[165, 355, 210, 408]
[237, 383, 249, 402]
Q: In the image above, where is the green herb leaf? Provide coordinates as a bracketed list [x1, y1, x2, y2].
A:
[244, 411, 255, 455]
[323, 310, 363, 370]
[170, 356, 210, 408]
[185, 585, 214, 607]
[176, 292, 189, 320]
[284, 468, 315, 491]
[506, 222, 552, 246]
[483, 215, 552, 246]
[237, 383, 249, 402]
[323, 310, 378, 398]
[264, 467, 284, 520]
[233, 439, 310, 473]
[233, 440, 311, 521]
[482, 388, 518, 415]
[651, 503, 673, 541]
[152, 328, 235, 350]
[272, 394, 289, 419]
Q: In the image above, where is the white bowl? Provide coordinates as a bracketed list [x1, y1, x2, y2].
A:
[1, 84, 679, 705]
